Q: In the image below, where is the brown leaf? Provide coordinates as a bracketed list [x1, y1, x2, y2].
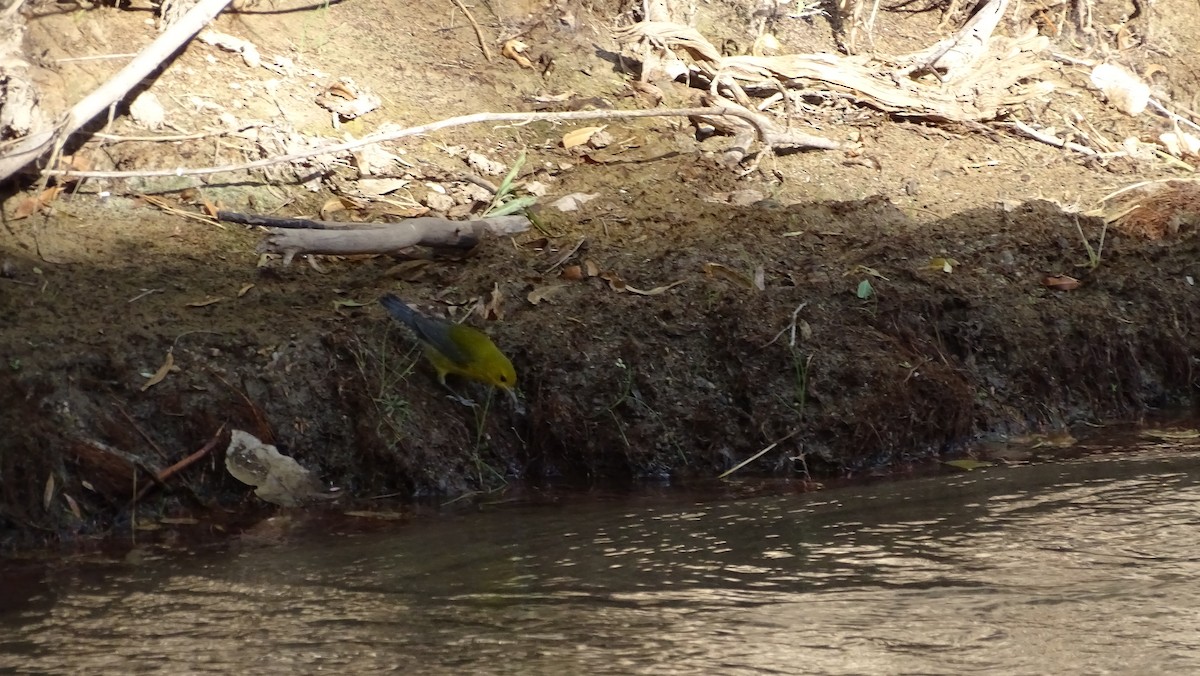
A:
[63, 494, 82, 519]
[11, 186, 64, 220]
[925, 257, 959, 273]
[43, 474, 55, 510]
[1042, 274, 1081, 291]
[142, 350, 175, 391]
[528, 284, 566, 305]
[320, 197, 350, 220]
[186, 297, 225, 308]
[600, 271, 626, 292]
[603, 271, 685, 295]
[481, 283, 504, 320]
[585, 259, 600, 277]
[502, 39, 534, 68]
[562, 126, 605, 149]
[703, 262, 756, 290]
[624, 280, 686, 296]
[237, 283, 255, 298]
[202, 199, 221, 218]
[383, 259, 434, 281]
[560, 265, 584, 281]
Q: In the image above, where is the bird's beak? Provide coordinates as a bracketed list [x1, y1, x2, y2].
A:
[505, 387, 525, 415]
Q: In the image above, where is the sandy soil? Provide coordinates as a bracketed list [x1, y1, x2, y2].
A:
[2, 0, 1199, 546]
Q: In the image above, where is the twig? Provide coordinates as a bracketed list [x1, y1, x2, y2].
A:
[130, 425, 225, 505]
[113, 401, 170, 461]
[56, 53, 139, 63]
[763, 301, 809, 348]
[209, 371, 274, 443]
[127, 288, 163, 303]
[36, 106, 798, 180]
[718, 429, 801, 479]
[541, 237, 586, 274]
[1149, 98, 1200, 135]
[140, 194, 220, 225]
[450, 0, 492, 61]
[1007, 120, 1100, 156]
[0, 0, 234, 183]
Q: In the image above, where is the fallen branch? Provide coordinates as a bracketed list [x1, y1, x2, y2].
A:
[131, 424, 226, 505]
[256, 214, 530, 265]
[36, 106, 833, 181]
[1007, 120, 1101, 156]
[615, 11, 1053, 123]
[451, 0, 492, 61]
[0, 0, 233, 183]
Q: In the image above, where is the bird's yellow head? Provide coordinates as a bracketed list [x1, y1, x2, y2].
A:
[485, 355, 518, 391]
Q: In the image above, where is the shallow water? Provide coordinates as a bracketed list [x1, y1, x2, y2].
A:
[4, 441, 1200, 674]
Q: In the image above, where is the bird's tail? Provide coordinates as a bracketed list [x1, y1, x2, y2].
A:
[379, 293, 418, 330]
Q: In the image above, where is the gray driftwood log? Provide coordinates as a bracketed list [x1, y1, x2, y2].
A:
[252, 214, 530, 265]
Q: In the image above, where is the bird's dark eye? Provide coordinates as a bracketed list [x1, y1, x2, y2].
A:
[499, 375, 508, 382]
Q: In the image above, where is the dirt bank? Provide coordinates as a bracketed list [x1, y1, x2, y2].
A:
[2, 0, 1199, 546]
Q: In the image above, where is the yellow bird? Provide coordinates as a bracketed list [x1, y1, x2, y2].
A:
[379, 294, 518, 396]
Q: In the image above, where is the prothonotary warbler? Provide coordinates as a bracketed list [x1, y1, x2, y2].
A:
[379, 294, 518, 399]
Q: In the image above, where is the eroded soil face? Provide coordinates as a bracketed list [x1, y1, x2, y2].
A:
[2, 0, 1199, 544]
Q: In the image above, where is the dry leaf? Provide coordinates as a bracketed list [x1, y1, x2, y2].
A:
[1142, 428, 1200, 440]
[482, 283, 504, 320]
[142, 350, 175, 391]
[384, 259, 434, 281]
[320, 197, 351, 219]
[315, 78, 381, 120]
[603, 271, 684, 295]
[551, 193, 599, 212]
[11, 185, 64, 220]
[237, 283, 255, 298]
[502, 39, 534, 68]
[528, 284, 566, 305]
[128, 91, 165, 130]
[560, 265, 584, 281]
[600, 271, 626, 291]
[63, 494, 82, 519]
[585, 259, 600, 277]
[186, 297, 224, 308]
[562, 126, 605, 149]
[926, 257, 959, 273]
[703, 262, 756, 290]
[625, 280, 686, 296]
[43, 474, 55, 510]
[1042, 274, 1081, 291]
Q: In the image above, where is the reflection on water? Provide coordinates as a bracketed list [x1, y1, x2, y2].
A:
[4, 445, 1200, 674]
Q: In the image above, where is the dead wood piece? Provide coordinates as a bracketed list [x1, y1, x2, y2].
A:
[615, 11, 1053, 124]
[38, 107, 813, 181]
[218, 210, 367, 230]
[131, 425, 225, 505]
[257, 215, 530, 265]
[896, 0, 1010, 83]
[0, 0, 233, 184]
[0, 15, 43, 144]
[65, 439, 139, 499]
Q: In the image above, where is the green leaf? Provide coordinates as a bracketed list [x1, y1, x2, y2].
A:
[855, 279, 873, 299]
[486, 195, 538, 217]
[494, 150, 527, 201]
